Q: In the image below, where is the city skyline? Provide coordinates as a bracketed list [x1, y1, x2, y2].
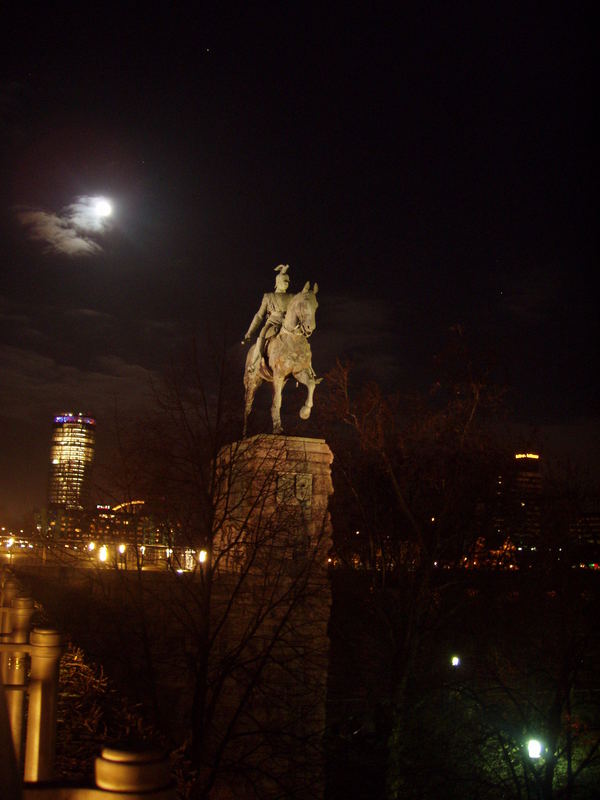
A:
[1, 6, 596, 519]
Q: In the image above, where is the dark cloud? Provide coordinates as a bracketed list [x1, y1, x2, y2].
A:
[316, 294, 404, 385]
[0, 345, 156, 421]
[68, 308, 114, 321]
[0, 311, 29, 325]
[502, 266, 566, 324]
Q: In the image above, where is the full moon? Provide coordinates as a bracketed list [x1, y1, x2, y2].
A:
[93, 197, 112, 217]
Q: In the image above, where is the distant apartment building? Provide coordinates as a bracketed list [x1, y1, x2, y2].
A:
[90, 500, 170, 548]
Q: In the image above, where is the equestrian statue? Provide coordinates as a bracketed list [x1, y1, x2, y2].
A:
[242, 264, 320, 436]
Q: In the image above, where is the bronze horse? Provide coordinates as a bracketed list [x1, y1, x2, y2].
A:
[243, 282, 320, 436]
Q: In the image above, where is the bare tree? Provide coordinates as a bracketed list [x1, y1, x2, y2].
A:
[317, 329, 507, 798]
[442, 549, 600, 800]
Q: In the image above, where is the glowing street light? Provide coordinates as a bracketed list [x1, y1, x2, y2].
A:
[98, 545, 108, 563]
[450, 655, 461, 667]
[198, 549, 208, 564]
[527, 739, 543, 759]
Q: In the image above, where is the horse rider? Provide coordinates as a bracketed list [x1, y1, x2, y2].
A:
[242, 264, 292, 371]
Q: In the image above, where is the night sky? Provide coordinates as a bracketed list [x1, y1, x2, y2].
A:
[1, 5, 596, 520]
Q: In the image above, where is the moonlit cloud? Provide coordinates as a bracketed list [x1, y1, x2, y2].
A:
[15, 195, 113, 256]
[64, 196, 112, 233]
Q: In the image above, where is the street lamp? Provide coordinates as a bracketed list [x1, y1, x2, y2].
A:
[527, 739, 543, 759]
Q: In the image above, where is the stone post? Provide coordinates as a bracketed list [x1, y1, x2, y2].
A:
[23, 628, 64, 782]
[1, 576, 20, 608]
[95, 747, 175, 796]
[5, 596, 35, 763]
[0, 680, 21, 800]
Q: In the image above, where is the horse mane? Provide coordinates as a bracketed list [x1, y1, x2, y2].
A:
[284, 283, 317, 328]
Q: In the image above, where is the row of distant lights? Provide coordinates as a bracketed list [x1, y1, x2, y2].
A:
[450, 654, 545, 759]
[2, 526, 31, 552]
[3, 536, 33, 550]
[54, 413, 96, 426]
[87, 541, 208, 564]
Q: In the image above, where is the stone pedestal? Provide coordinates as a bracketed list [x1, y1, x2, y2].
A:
[209, 435, 333, 799]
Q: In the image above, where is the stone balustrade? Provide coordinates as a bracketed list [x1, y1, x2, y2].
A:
[0, 570, 175, 800]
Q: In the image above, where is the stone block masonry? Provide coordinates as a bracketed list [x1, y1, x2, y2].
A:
[209, 435, 333, 799]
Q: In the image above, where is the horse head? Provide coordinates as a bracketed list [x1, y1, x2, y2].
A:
[289, 281, 319, 337]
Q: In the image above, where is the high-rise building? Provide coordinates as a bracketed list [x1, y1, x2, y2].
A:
[512, 453, 543, 544]
[48, 412, 96, 510]
[492, 452, 542, 561]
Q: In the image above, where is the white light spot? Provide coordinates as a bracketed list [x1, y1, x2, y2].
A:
[528, 739, 543, 759]
[94, 197, 112, 217]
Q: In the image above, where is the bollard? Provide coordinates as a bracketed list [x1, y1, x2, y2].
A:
[5, 596, 35, 763]
[11, 596, 36, 644]
[1, 680, 21, 800]
[1, 576, 20, 606]
[0, 579, 20, 712]
[95, 747, 175, 797]
[0, 578, 19, 643]
[23, 627, 64, 782]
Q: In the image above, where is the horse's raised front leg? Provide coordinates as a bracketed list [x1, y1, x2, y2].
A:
[295, 366, 321, 420]
[271, 373, 286, 435]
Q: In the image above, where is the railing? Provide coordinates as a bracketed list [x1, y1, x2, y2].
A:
[0, 571, 175, 799]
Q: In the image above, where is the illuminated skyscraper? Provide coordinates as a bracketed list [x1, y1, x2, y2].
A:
[48, 413, 96, 510]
